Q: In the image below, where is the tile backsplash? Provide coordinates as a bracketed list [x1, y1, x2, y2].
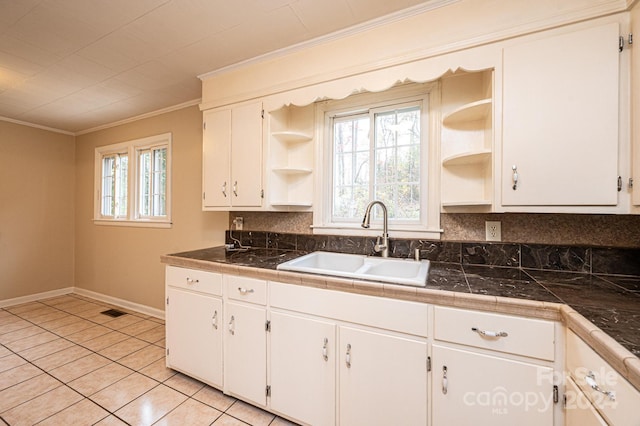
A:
[226, 230, 640, 277]
[230, 212, 640, 248]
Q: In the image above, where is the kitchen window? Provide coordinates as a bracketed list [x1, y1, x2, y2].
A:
[314, 83, 441, 238]
[94, 133, 172, 227]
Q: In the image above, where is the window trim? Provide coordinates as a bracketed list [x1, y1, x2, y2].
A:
[313, 83, 442, 239]
[94, 133, 172, 228]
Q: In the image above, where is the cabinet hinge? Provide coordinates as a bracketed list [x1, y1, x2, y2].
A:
[553, 385, 559, 404]
[630, 178, 634, 189]
[266, 385, 271, 397]
[203, 192, 206, 200]
[563, 393, 567, 408]
[427, 356, 431, 372]
[260, 189, 264, 199]
[166, 297, 169, 305]
[261, 109, 264, 119]
[203, 122, 206, 130]
[265, 320, 271, 332]
[166, 348, 169, 356]
[620, 34, 633, 52]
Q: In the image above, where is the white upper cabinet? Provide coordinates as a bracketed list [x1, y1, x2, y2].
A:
[501, 22, 620, 208]
[203, 101, 264, 210]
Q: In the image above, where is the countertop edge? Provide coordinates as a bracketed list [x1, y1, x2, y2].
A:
[161, 254, 640, 392]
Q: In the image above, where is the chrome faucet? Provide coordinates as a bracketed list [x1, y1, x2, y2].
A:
[361, 200, 389, 257]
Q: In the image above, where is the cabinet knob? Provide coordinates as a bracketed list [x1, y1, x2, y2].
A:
[237, 287, 254, 295]
[585, 371, 615, 401]
[512, 165, 519, 190]
[186, 277, 199, 285]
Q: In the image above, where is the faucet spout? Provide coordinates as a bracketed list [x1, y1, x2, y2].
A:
[361, 200, 389, 257]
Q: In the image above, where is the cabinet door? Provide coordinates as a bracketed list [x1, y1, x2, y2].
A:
[224, 301, 266, 407]
[231, 101, 263, 207]
[166, 287, 223, 388]
[431, 344, 554, 426]
[339, 326, 427, 426]
[565, 376, 607, 426]
[270, 312, 336, 426]
[502, 23, 619, 206]
[203, 108, 231, 208]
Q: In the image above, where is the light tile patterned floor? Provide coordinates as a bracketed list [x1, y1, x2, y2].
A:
[0, 294, 297, 426]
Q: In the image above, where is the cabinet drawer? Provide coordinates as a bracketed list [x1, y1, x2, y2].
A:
[566, 330, 640, 426]
[166, 266, 222, 296]
[225, 275, 267, 305]
[433, 306, 555, 361]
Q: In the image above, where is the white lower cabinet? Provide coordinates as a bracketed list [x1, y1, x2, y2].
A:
[269, 311, 336, 426]
[338, 326, 428, 426]
[566, 330, 640, 426]
[165, 266, 223, 388]
[432, 306, 559, 426]
[166, 287, 223, 387]
[431, 345, 554, 426]
[224, 301, 267, 407]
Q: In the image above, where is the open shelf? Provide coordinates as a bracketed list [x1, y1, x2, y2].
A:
[272, 167, 313, 175]
[440, 70, 494, 212]
[271, 201, 313, 207]
[442, 150, 491, 167]
[271, 131, 313, 144]
[442, 99, 492, 127]
[442, 200, 492, 207]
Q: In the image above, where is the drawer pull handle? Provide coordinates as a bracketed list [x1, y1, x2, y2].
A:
[186, 277, 199, 285]
[322, 338, 328, 361]
[472, 327, 508, 338]
[346, 343, 351, 368]
[442, 366, 448, 395]
[222, 181, 227, 198]
[237, 287, 255, 295]
[212, 311, 218, 329]
[228, 315, 235, 335]
[586, 371, 616, 401]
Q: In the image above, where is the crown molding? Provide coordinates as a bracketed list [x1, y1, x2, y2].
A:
[198, 0, 460, 81]
[0, 116, 75, 136]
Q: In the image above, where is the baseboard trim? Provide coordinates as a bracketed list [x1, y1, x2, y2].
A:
[0, 287, 74, 308]
[73, 288, 165, 320]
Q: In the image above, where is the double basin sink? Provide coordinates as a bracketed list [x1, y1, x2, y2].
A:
[277, 251, 430, 287]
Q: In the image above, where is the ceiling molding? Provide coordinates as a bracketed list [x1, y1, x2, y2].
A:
[198, 0, 460, 81]
[75, 99, 201, 136]
[0, 116, 75, 136]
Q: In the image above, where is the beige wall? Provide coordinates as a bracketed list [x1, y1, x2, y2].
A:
[74, 106, 227, 311]
[0, 121, 75, 301]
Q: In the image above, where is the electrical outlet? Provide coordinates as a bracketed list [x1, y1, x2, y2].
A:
[233, 217, 244, 231]
[485, 221, 501, 242]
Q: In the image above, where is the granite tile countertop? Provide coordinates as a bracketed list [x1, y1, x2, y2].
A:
[162, 246, 640, 390]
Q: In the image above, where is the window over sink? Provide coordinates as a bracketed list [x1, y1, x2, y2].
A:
[313, 82, 441, 238]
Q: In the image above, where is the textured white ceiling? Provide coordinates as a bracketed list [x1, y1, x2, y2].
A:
[0, 0, 446, 134]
